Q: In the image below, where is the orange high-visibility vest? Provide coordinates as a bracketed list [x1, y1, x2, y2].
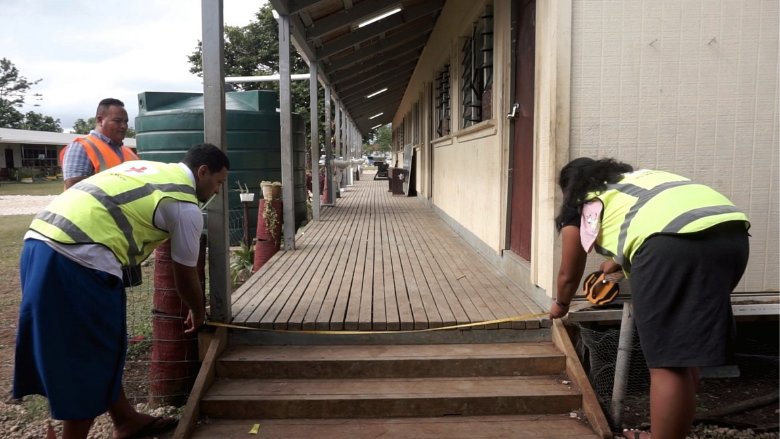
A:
[59, 134, 138, 172]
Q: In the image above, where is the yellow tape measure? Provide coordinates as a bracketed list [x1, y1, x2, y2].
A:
[205, 312, 547, 334]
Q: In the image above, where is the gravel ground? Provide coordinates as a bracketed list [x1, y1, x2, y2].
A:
[0, 400, 177, 439]
[0, 195, 55, 216]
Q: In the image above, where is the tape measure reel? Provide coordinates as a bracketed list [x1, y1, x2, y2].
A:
[582, 270, 620, 305]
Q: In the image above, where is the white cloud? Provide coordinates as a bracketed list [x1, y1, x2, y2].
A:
[1, 0, 265, 130]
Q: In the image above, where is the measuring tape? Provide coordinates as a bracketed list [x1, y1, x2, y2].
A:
[205, 312, 548, 335]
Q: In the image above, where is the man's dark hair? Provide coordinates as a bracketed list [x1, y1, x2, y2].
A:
[96, 98, 125, 117]
[183, 143, 230, 173]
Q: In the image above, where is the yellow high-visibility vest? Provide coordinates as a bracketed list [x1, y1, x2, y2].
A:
[588, 169, 749, 273]
[30, 161, 198, 268]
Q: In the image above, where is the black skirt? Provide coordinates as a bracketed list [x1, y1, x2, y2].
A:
[629, 221, 749, 368]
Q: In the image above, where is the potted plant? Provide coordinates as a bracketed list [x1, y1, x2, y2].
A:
[18, 167, 36, 183]
[236, 180, 255, 202]
[230, 241, 255, 287]
[262, 194, 281, 245]
[260, 180, 282, 200]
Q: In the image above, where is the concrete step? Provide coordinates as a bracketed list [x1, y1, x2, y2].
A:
[217, 342, 566, 379]
[200, 375, 581, 419]
[191, 414, 601, 438]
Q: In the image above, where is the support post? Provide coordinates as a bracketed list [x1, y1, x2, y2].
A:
[309, 63, 320, 220]
[278, 12, 295, 250]
[200, 0, 230, 322]
[324, 87, 334, 205]
[610, 302, 635, 427]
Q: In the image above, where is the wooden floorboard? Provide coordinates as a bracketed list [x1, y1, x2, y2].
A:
[231, 175, 544, 330]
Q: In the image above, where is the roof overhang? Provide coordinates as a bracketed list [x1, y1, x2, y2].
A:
[269, 0, 444, 135]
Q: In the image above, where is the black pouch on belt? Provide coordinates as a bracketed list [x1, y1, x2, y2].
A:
[122, 265, 143, 287]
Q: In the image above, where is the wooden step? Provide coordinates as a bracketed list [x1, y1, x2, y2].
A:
[217, 342, 566, 379]
[200, 376, 581, 419]
[190, 414, 601, 438]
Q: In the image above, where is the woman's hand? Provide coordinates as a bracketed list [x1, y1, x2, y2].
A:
[600, 260, 622, 274]
[553, 225, 587, 320]
[599, 260, 624, 282]
[549, 301, 570, 319]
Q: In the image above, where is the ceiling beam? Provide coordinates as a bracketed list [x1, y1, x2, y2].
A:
[305, 0, 399, 40]
[346, 97, 402, 118]
[287, 0, 323, 15]
[345, 93, 403, 115]
[339, 70, 412, 100]
[315, 2, 442, 59]
[269, 0, 318, 63]
[326, 32, 429, 73]
[333, 60, 416, 96]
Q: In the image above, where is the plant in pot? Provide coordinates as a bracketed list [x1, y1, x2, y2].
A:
[262, 194, 281, 245]
[230, 241, 255, 287]
[235, 180, 254, 203]
[260, 180, 282, 200]
[18, 167, 36, 183]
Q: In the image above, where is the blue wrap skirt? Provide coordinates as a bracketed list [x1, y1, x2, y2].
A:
[13, 239, 127, 420]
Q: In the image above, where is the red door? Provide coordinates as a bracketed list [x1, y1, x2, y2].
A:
[509, 0, 536, 260]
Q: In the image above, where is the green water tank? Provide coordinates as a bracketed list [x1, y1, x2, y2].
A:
[135, 91, 307, 243]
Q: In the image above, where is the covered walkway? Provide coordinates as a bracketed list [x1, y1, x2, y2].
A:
[230, 175, 547, 331]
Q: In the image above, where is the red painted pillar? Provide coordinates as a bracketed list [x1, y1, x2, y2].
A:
[148, 238, 204, 407]
[253, 199, 283, 272]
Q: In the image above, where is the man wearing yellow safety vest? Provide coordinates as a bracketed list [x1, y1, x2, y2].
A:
[550, 158, 750, 439]
[61, 98, 139, 190]
[14, 143, 229, 439]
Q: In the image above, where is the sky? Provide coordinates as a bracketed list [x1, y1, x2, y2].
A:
[1, 0, 265, 132]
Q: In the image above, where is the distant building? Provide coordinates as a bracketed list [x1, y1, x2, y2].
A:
[0, 128, 136, 180]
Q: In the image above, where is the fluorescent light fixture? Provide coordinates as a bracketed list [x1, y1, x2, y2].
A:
[371, 124, 383, 129]
[369, 113, 384, 120]
[366, 87, 388, 99]
[358, 7, 402, 28]
[271, 9, 280, 20]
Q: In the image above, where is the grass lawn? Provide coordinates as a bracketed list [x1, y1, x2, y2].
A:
[0, 215, 32, 309]
[0, 181, 156, 404]
[0, 180, 62, 196]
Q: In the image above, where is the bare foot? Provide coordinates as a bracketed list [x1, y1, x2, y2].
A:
[112, 413, 178, 439]
[623, 429, 651, 439]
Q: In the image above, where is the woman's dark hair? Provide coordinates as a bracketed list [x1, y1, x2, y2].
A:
[183, 143, 231, 173]
[554, 157, 633, 231]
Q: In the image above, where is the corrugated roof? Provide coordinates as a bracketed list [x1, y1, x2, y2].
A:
[0, 128, 136, 147]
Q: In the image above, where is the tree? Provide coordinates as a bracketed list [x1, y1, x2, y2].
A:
[0, 58, 40, 108]
[0, 58, 61, 131]
[73, 117, 95, 134]
[371, 125, 392, 153]
[22, 111, 62, 132]
[188, 4, 328, 154]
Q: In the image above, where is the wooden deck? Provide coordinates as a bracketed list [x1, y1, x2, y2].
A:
[230, 175, 546, 331]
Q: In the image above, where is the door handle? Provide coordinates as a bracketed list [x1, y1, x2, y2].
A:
[506, 103, 519, 119]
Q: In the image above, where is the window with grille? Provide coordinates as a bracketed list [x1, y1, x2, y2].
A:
[435, 64, 451, 137]
[21, 145, 59, 170]
[460, 4, 494, 128]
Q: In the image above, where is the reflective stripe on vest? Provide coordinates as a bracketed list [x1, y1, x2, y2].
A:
[30, 162, 196, 267]
[590, 170, 748, 273]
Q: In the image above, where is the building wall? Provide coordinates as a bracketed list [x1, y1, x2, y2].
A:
[393, 0, 511, 255]
[568, 0, 779, 291]
[393, 0, 778, 302]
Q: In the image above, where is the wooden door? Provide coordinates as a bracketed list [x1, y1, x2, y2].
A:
[509, 0, 536, 260]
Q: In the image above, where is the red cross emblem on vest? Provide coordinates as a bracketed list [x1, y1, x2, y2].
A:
[126, 166, 147, 173]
